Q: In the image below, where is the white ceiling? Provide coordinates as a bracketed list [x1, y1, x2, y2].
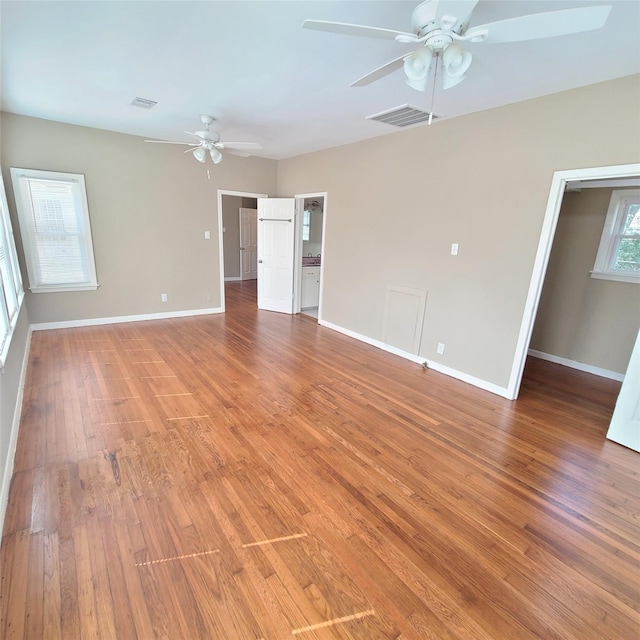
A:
[1, 0, 639, 160]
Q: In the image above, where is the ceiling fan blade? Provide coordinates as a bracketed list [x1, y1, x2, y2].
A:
[144, 140, 193, 145]
[351, 53, 407, 87]
[303, 19, 417, 42]
[218, 142, 262, 150]
[468, 5, 612, 44]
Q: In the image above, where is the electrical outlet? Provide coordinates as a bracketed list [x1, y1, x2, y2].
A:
[437, 343, 445, 355]
[161, 293, 168, 302]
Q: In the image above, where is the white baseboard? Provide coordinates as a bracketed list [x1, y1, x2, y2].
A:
[224, 277, 242, 282]
[527, 349, 625, 382]
[0, 327, 33, 537]
[31, 306, 224, 331]
[319, 319, 511, 399]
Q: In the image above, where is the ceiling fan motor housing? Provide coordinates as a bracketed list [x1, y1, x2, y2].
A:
[194, 130, 220, 143]
[412, 0, 439, 36]
[424, 31, 453, 50]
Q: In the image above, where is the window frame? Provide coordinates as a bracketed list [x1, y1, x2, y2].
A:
[10, 167, 98, 293]
[591, 189, 640, 284]
[0, 170, 25, 368]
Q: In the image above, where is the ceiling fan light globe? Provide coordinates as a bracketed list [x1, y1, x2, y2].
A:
[406, 76, 429, 91]
[442, 70, 465, 90]
[209, 148, 223, 164]
[403, 47, 433, 85]
[193, 147, 207, 163]
[443, 43, 472, 77]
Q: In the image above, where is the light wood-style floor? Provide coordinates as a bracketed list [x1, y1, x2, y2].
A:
[1, 280, 638, 639]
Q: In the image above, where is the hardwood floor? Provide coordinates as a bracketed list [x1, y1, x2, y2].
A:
[1, 280, 638, 639]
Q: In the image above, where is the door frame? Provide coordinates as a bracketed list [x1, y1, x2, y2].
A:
[217, 189, 268, 312]
[294, 191, 328, 319]
[507, 162, 640, 400]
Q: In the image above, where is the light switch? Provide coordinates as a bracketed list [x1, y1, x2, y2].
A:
[204, 230, 211, 239]
[451, 243, 459, 256]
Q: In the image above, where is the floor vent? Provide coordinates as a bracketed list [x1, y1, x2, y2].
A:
[366, 104, 443, 127]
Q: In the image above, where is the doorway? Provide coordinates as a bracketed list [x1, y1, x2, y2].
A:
[217, 189, 267, 312]
[295, 192, 327, 322]
[507, 163, 640, 400]
[298, 195, 325, 320]
[219, 190, 327, 318]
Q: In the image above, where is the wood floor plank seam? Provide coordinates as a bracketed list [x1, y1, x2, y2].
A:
[134, 532, 309, 569]
[290, 608, 377, 635]
[135, 548, 222, 567]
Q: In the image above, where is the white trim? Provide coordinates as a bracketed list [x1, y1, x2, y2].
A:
[0, 326, 32, 537]
[10, 168, 98, 291]
[528, 349, 625, 382]
[217, 190, 268, 313]
[224, 276, 242, 282]
[590, 271, 640, 284]
[31, 307, 223, 331]
[30, 284, 99, 293]
[507, 163, 640, 401]
[320, 319, 511, 399]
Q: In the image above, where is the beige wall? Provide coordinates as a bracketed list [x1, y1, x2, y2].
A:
[530, 188, 640, 374]
[0, 113, 277, 324]
[1, 76, 639, 391]
[277, 75, 640, 389]
[222, 195, 243, 278]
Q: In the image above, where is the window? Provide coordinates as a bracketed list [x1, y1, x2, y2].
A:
[0, 170, 25, 367]
[10, 168, 98, 292]
[592, 189, 640, 283]
[302, 209, 311, 241]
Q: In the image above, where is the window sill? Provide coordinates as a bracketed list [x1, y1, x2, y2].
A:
[29, 284, 99, 293]
[590, 271, 640, 284]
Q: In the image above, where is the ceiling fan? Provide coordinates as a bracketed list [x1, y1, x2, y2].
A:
[303, 0, 612, 92]
[144, 115, 262, 164]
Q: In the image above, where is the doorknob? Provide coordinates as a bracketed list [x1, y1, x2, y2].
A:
[258, 259, 263, 263]
[240, 247, 245, 250]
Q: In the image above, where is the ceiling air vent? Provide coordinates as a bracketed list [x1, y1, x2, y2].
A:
[366, 104, 442, 127]
[130, 97, 158, 109]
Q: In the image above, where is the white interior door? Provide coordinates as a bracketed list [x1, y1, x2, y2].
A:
[257, 198, 295, 313]
[239, 207, 257, 280]
[607, 328, 640, 452]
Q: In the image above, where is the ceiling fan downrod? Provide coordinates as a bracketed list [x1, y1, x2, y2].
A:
[428, 52, 439, 125]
